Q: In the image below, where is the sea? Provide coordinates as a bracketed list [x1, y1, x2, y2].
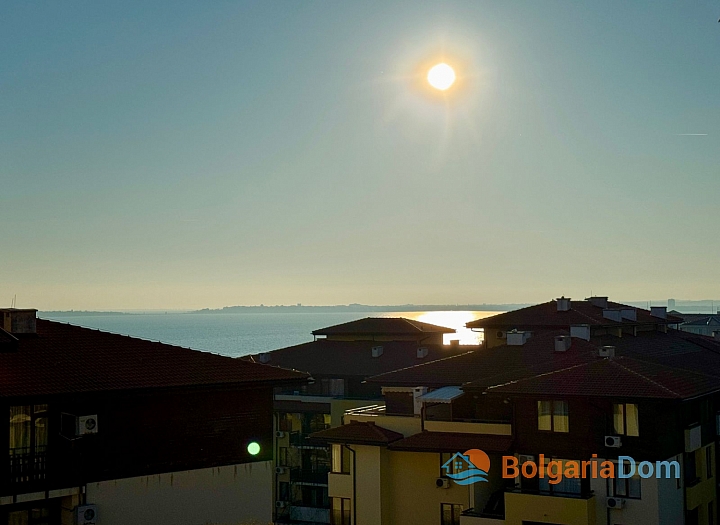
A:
[38, 311, 501, 358]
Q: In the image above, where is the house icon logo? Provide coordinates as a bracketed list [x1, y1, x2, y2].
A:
[441, 449, 490, 485]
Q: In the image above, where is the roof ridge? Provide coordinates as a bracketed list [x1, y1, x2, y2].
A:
[368, 351, 475, 379]
[610, 358, 680, 397]
[486, 361, 591, 391]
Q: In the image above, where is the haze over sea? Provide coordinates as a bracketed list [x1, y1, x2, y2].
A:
[39, 311, 501, 358]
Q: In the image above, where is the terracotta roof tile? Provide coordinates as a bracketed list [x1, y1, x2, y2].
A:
[466, 300, 682, 329]
[312, 317, 455, 336]
[309, 421, 403, 445]
[0, 319, 308, 398]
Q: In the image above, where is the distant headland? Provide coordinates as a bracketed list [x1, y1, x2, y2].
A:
[191, 303, 532, 314]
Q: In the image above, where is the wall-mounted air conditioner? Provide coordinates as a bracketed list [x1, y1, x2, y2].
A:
[275, 431, 286, 438]
[275, 467, 286, 475]
[607, 497, 626, 509]
[496, 331, 507, 339]
[75, 504, 98, 525]
[275, 501, 288, 508]
[76, 415, 98, 436]
[435, 478, 450, 489]
[605, 436, 622, 448]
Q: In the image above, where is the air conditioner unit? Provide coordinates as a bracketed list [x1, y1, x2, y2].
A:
[371, 346, 384, 358]
[436, 477, 450, 489]
[605, 436, 622, 448]
[275, 501, 288, 508]
[275, 467, 286, 475]
[606, 497, 626, 509]
[496, 331, 507, 339]
[275, 431, 286, 438]
[518, 454, 535, 465]
[76, 415, 98, 436]
[75, 504, 98, 525]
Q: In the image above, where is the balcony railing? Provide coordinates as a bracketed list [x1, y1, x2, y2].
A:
[9, 448, 47, 484]
[508, 486, 594, 499]
[290, 467, 330, 486]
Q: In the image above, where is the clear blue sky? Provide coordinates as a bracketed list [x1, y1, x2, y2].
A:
[2, 1, 719, 309]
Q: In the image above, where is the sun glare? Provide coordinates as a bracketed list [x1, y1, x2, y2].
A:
[427, 63, 456, 91]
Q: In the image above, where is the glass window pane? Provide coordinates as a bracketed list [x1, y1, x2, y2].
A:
[553, 401, 569, 433]
[332, 444, 342, 473]
[538, 401, 552, 431]
[628, 476, 641, 498]
[8, 511, 28, 525]
[626, 404, 639, 436]
[9, 406, 31, 451]
[614, 478, 627, 497]
[442, 504, 452, 525]
[613, 403, 625, 434]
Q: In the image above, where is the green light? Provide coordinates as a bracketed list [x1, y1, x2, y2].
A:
[247, 441, 261, 455]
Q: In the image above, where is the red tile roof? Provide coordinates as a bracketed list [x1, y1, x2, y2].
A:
[466, 300, 682, 329]
[481, 356, 720, 399]
[0, 319, 308, 398]
[309, 421, 403, 445]
[312, 317, 456, 336]
[246, 339, 474, 377]
[367, 331, 599, 387]
[387, 431, 513, 453]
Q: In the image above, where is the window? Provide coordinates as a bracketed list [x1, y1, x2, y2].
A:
[440, 452, 461, 476]
[331, 498, 351, 525]
[321, 379, 345, 396]
[441, 503, 463, 525]
[9, 405, 48, 483]
[278, 447, 289, 467]
[539, 459, 581, 495]
[332, 444, 350, 474]
[685, 451, 699, 485]
[710, 501, 714, 525]
[537, 400, 569, 432]
[613, 403, 639, 436]
[278, 481, 290, 502]
[609, 474, 641, 499]
[707, 446, 713, 479]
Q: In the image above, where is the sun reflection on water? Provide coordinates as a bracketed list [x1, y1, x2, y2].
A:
[378, 311, 503, 345]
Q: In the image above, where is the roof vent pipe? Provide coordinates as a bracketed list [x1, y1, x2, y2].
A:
[587, 297, 609, 308]
[371, 346, 384, 358]
[599, 346, 615, 359]
[507, 330, 531, 346]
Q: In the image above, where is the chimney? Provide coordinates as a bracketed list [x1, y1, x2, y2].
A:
[602, 309, 622, 322]
[371, 346, 384, 358]
[556, 297, 571, 312]
[258, 353, 271, 364]
[587, 297, 609, 309]
[554, 335, 571, 352]
[416, 347, 429, 359]
[507, 330, 531, 346]
[1, 309, 37, 334]
[599, 346, 615, 359]
[570, 324, 591, 341]
[650, 306, 667, 319]
[620, 308, 637, 321]
[413, 386, 427, 415]
[713, 331, 720, 342]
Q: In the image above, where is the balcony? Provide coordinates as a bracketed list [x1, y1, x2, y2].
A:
[290, 467, 329, 486]
[504, 488, 596, 525]
[424, 418, 512, 436]
[344, 405, 422, 437]
[290, 430, 329, 448]
[9, 448, 47, 484]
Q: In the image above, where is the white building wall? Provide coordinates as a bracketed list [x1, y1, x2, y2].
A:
[657, 455, 684, 525]
[86, 461, 272, 525]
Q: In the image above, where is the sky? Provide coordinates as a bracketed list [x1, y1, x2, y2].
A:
[1, 1, 719, 310]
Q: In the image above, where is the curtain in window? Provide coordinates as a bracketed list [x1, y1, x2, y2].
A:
[9, 406, 31, 452]
[613, 403, 625, 434]
[625, 404, 639, 436]
[553, 401, 569, 432]
[537, 401, 552, 431]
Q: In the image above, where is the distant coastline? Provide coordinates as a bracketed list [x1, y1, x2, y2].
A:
[191, 303, 531, 314]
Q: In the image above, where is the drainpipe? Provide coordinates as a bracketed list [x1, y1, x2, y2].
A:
[345, 444, 357, 525]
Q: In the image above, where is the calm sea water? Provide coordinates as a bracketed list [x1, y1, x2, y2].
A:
[39, 311, 500, 358]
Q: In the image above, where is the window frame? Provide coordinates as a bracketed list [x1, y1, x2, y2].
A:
[537, 400, 569, 433]
[707, 446, 713, 479]
[608, 473, 642, 500]
[440, 503, 463, 525]
[331, 497, 351, 525]
[612, 402, 639, 437]
[331, 444, 351, 474]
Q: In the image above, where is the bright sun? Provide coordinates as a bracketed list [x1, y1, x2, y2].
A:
[427, 63, 456, 91]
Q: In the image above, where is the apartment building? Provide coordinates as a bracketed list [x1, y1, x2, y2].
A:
[246, 317, 473, 525]
[0, 308, 306, 525]
[311, 298, 720, 525]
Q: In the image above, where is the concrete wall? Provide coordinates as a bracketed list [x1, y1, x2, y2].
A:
[504, 491, 596, 525]
[86, 461, 272, 525]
